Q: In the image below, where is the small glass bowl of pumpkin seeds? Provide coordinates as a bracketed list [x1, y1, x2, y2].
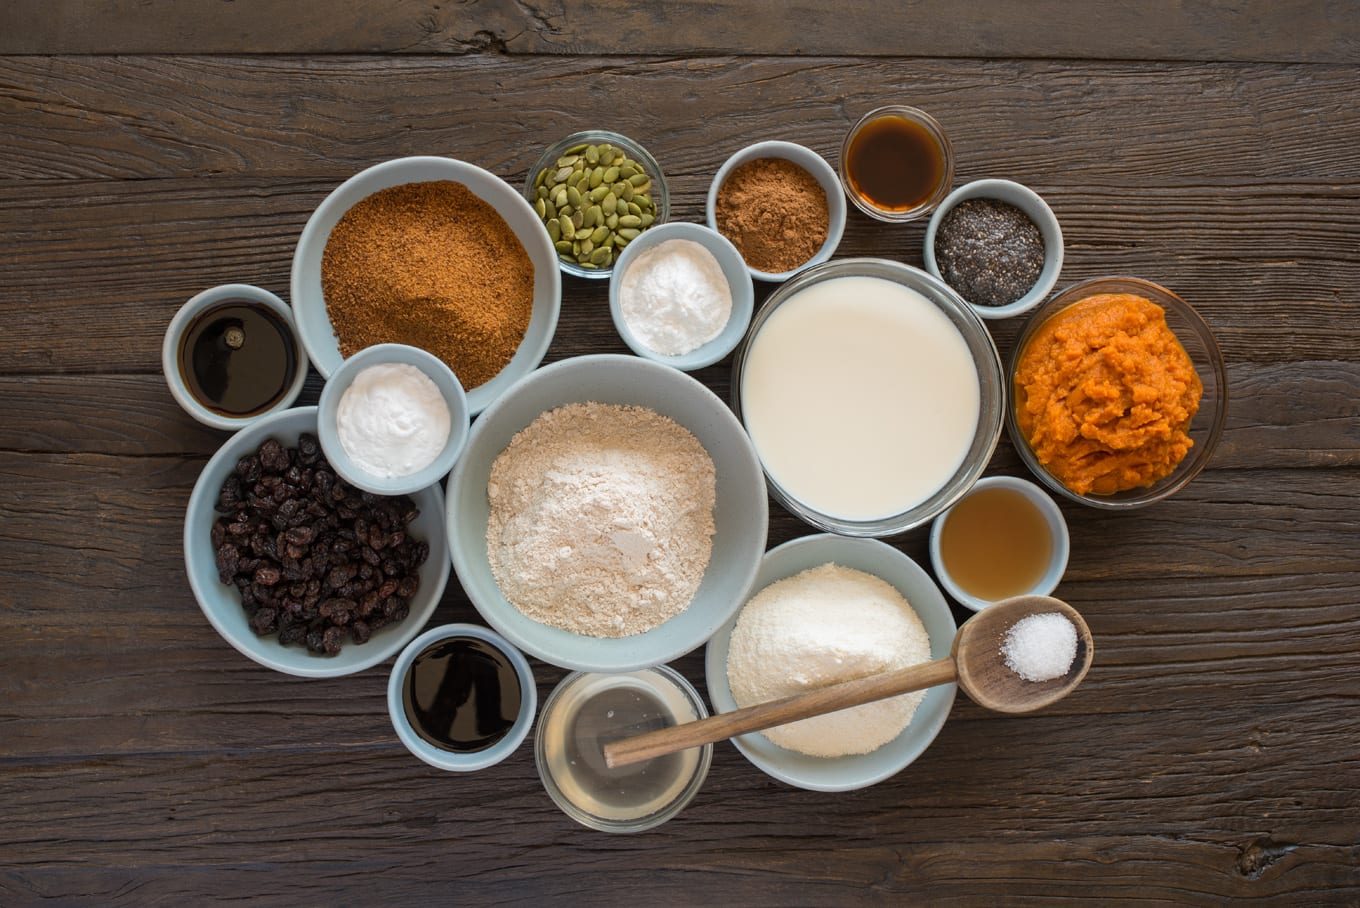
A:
[524, 130, 670, 279]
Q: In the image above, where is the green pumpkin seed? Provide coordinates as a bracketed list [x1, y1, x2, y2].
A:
[533, 139, 663, 266]
[571, 209, 584, 229]
[617, 214, 642, 228]
[586, 205, 603, 228]
[589, 184, 609, 203]
[588, 167, 604, 189]
[599, 144, 616, 164]
[627, 202, 641, 216]
[566, 186, 582, 209]
[602, 192, 618, 215]
[606, 212, 620, 229]
[590, 225, 610, 244]
[614, 233, 631, 248]
[628, 173, 650, 188]
[585, 145, 600, 164]
[578, 237, 594, 255]
[635, 193, 652, 210]
[547, 218, 561, 242]
[554, 239, 573, 254]
[558, 214, 575, 240]
[544, 199, 557, 221]
[533, 198, 546, 219]
[565, 143, 588, 154]
[590, 247, 612, 266]
[639, 212, 654, 227]
[553, 186, 568, 208]
[618, 227, 641, 240]
[620, 182, 634, 202]
[600, 165, 620, 184]
[554, 166, 574, 182]
[556, 154, 579, 168]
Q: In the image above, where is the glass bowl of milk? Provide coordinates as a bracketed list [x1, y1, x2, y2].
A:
[732, 258, 1004, 536]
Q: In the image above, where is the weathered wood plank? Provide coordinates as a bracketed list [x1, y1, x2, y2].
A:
[3, 57, 1358, 182]
[0, 702, 1356, 903]
[2, 0, 1357, 63]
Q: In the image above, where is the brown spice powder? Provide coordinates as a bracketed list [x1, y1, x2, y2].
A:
[714, 158, 829, 273]
[321, 181, 535, 390]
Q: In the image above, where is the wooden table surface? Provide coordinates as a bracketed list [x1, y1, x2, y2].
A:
[3, 3, 1358, 904]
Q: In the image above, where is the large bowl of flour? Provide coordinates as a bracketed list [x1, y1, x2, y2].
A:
[705, 533, 958, 792]
[447, 354, 769, 672]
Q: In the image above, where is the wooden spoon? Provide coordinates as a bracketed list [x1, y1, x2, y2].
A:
[603, 595, 1093, 770]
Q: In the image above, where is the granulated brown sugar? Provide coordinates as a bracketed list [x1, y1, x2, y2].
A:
[321, 181, 535, 390]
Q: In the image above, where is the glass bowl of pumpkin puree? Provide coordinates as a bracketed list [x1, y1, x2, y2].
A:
[1006, 276, 1227, 509]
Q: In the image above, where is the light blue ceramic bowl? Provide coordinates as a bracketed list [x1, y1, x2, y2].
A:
[447, 354, 769, 673]
[387, 623, 537, 772]
[317, 343, 470, 497]
[162, 283, 308, 431]
[705, 140, 847, 282]
[183, 406, 450, 678]
[705, 533, 958, 792]
[290, 155, 561, 415]
[608, 222, 755, 371]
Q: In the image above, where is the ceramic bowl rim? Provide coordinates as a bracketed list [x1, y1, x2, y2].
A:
[704, 533, 958, 792]
[162, 283, 308, 431]
[922, 178, 1065, 321]
[927, 475, 1071, 612]
[316, 343, 471, 497]
[386, 622, 538, 772]
[705, 140, 847, 282]
[607, 221, 756, 371]
[183, 406, 451, 678]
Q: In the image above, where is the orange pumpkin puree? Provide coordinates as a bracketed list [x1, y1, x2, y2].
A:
[1015, 293, 1202, 496]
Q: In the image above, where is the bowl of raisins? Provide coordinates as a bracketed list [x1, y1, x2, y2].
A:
[184, 406, 450, 677]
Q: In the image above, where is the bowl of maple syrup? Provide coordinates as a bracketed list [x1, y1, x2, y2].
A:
[839, 106, 955, 223]
[162, 283, 307, 431]
[928, 475, 1070, 612]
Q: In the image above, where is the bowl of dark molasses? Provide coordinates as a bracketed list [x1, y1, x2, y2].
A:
[162, 283, 308, 431]
[387, 623, 538, 772]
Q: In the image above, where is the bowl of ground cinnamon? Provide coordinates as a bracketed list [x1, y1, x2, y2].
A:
[707, 141, 846, 282]
[291, 156, 562, 416]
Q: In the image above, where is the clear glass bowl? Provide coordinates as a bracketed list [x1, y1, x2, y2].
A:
[534, 666, 712, 833]
[1005, 276, 1229, 509]
[838, 105, 955, 223]
[731, 258, 1005, 537]
[523, 130, 670, 280]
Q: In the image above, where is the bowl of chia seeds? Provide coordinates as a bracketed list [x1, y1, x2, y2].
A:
[923, 179, 1063, 321]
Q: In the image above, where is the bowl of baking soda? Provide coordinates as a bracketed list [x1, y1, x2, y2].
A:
[318, 343, 471, 497]
[608, 222, 754, 372]
[705, 533, 958, 792]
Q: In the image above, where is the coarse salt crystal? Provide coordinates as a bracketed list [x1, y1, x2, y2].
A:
[1001, 612, 1077, 682]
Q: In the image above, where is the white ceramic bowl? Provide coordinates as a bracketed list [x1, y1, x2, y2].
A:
[928, 475, 1071, 612]
[446, 354, 769, 673]
[317, 343, 471, 497]
[706, 141, 847, 282]
[705, 534, 957, 792]
[290, 155, 561, 415]
[923, 178, 1064, 320]
[183, 406, 450, 678]
[608, 222, 755, 371]
[162, 283, 308, 431]
[387, 623, 537, 772]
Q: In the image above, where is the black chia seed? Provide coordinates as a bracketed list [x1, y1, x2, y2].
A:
[934, 198, 1045, 307]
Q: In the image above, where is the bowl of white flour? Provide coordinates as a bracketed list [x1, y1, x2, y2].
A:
[705, 533, 958, 792]
[446, 354, 769, 672]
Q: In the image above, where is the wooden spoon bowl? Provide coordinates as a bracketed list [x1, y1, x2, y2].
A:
[953, 595, 1094, 714]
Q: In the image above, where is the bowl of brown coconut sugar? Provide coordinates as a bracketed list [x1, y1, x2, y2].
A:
[446, 354, 770, 673]
[291, 156, 562, 416]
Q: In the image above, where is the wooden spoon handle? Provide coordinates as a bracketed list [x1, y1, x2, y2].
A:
[603, 656, 959, 769]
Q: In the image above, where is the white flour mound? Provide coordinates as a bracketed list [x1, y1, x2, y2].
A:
[726, 563, 932, 757]
[486, 402, 716, 638]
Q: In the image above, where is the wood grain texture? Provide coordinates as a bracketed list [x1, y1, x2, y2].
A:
[2, 14, 1359, 906]
[3, 0, 1359, 63]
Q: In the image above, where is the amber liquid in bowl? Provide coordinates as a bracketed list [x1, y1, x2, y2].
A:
[845, 116, 947, 212]
[178, 301, 297, 418]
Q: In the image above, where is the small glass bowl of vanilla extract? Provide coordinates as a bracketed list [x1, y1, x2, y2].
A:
[387, 624, 538, 772]
[162, 283, 308, 431]
[839, 106, 955, 223]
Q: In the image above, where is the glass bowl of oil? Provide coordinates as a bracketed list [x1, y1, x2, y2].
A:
[839, 105, 955, 223]
[534, 666, 712, 833]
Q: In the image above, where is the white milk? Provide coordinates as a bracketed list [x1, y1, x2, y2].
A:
[740, 275, 980, 521]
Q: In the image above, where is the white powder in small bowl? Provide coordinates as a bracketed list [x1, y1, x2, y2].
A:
[1001, 612, 1077, 682]
[620, 238, 732, 356]
[725, 563, 931, 758]
[336, 362, 451, 479]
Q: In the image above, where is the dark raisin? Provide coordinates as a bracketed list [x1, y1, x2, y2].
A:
[350, 620, 372, 645]
[397, 576, 419, 598]
[254, 566, 281, 586]
[211, 521, 226, 550]
[259, 438, 289, 473]
[217, 474, 243, 511]
[236, 454, 262, 484]
[305, 628, 326, 653]
[322, 626, 347, 655]
[215, 543, 240, 584]
[297, 432, 321, 464]
[278, 625, 306, 646]
[249, 607, 278, 636]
